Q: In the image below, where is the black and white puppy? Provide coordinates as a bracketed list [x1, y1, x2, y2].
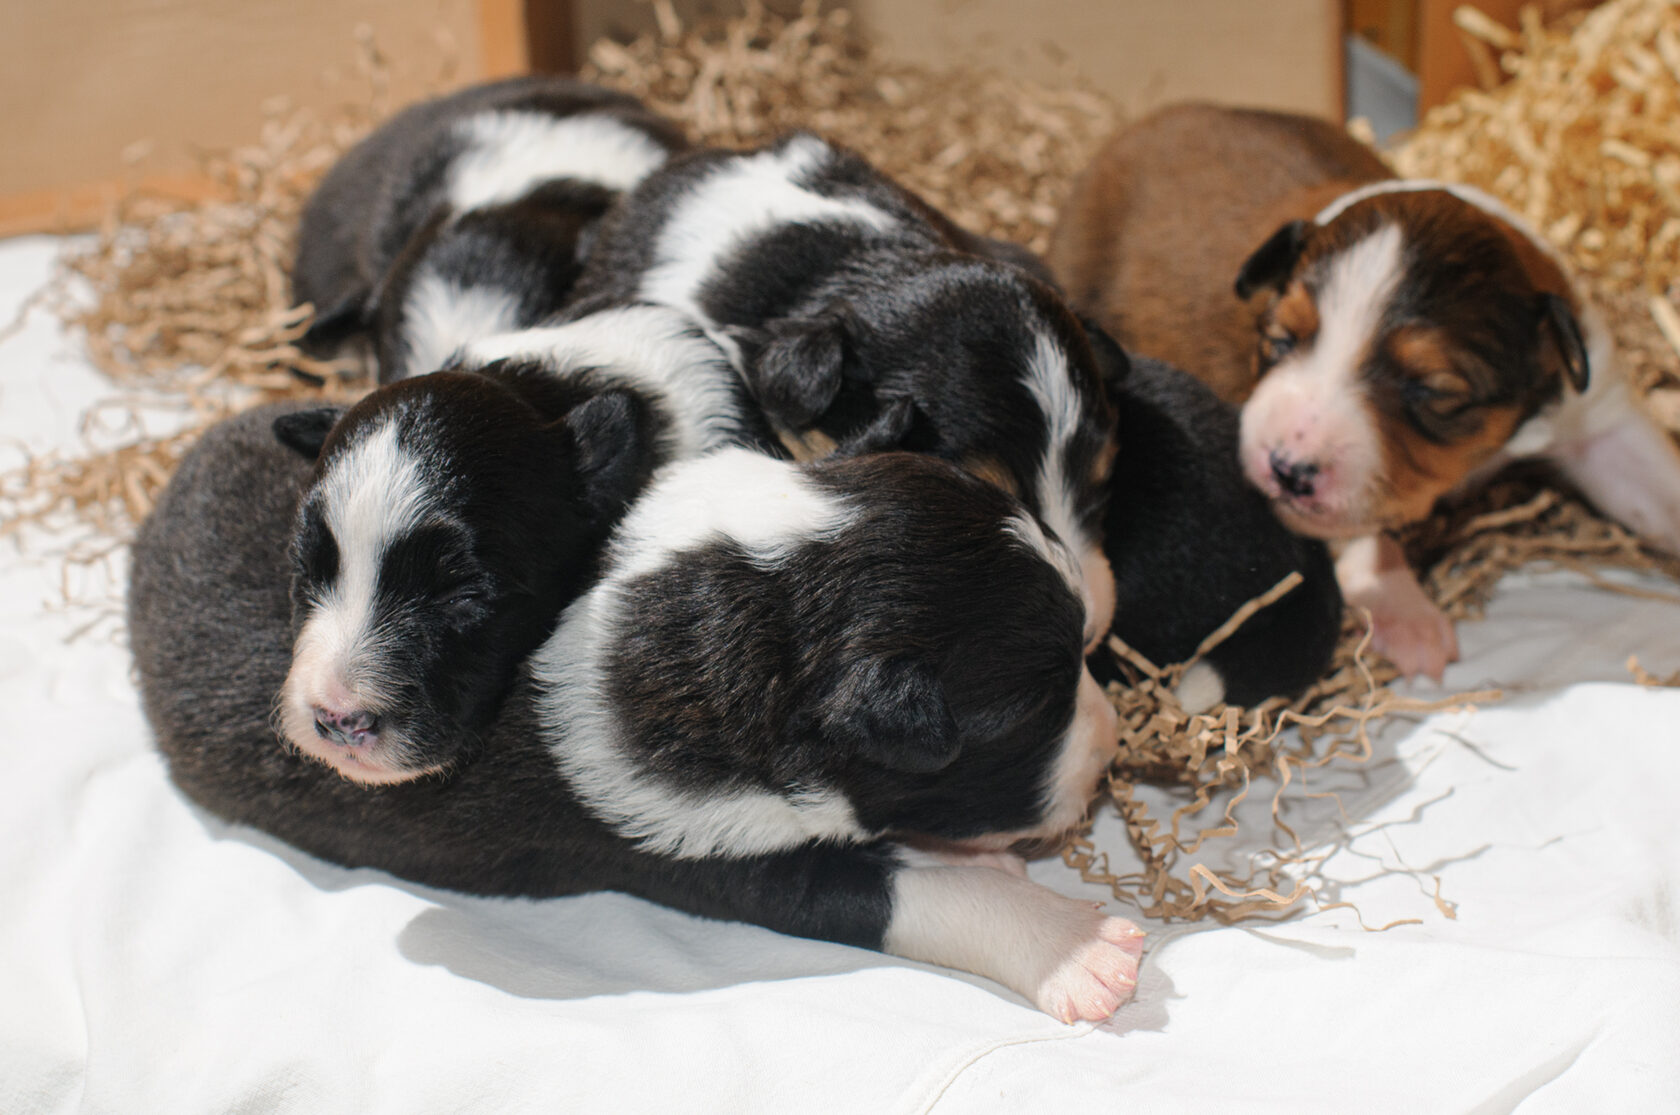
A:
[292, 75, 686, 382]
[270, 302, 770, 783]
[132, 407, 1143, 1023]
[568, 131, 1121, 647]
[1092, 355, 1344, 710]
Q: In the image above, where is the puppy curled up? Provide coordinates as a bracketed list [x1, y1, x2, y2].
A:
[266, 303, 769, 782]
[292, 75, 687, 382]
[568, 130, 1124, 649]
[1052, 102, 1680, 679]
[131, 403, 1144, 1023]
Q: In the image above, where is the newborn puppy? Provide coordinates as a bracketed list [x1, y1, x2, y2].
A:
[569, 131, 1121, 648]
[269, 367, 655, 783]
[293, 75, 686, 382]
[1051, 102, 1680, 679]
[132, 408, 1143, 1023]
[1092, 355, 1343, 711]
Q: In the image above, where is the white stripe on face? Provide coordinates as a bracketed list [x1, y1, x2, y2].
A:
[1239, 223, 1403, 533]
[447, 110, 672, 211]
[637, 135, 900, 344]
[1021, 332, 1112, 645]
[280, 418, 435, 755]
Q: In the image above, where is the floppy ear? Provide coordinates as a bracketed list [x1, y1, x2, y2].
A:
[297, 290, 372, 357]
[272, 407, 345, 460]
[1538, 293, 1590, 394]
[563, 389, 654, 522]
[742, 308, 863, 430]
[1235, 220, 1310, 300]
[832, 397, 936, 457]
[814, 655, 961, 774]
[1078, 316, 1131, 394]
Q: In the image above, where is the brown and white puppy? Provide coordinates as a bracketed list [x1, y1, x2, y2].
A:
[1051, 102, 1680, 679]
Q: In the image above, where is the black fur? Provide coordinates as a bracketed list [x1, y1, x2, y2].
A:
[566, 132, 1116, 565]
[292, 75, 686, 381]
[131, 408, 1093, 958]
[1092, 356, 1344, 706]
[275, 367, 658, 778]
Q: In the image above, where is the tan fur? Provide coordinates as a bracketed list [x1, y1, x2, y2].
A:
[777, 427, 840, 462]
[1048, 103, 1390, 403]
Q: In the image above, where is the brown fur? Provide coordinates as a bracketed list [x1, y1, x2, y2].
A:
[1049, 103, 1390, 403]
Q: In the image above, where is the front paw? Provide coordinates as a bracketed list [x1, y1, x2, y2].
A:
[1361, 587, 1459, 681]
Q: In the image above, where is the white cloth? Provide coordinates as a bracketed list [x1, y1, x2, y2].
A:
[2, 235, 1677, 1113]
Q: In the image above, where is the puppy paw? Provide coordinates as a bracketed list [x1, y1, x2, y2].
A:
[1364, 590, 1459, 682]
[1033, 914, 1145, 1023]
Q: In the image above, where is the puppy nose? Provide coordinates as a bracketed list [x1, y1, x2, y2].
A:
[313, 706, 380, 747]
[1269, 451, 1320, 499]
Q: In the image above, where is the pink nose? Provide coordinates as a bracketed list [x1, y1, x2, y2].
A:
[313, 706, 380, 748]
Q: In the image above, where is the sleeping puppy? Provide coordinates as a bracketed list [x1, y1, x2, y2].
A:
[1093, 354, 1343, 710]
[132, 405, 1144, 1023]
[292, 75, 686, 382]
[269, 303, 767, 783]
[1051, 102, 1680, 679]
[568, 131, 1121, 649]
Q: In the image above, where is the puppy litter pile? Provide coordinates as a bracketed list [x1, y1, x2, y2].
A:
[4, 0, 1679, 923]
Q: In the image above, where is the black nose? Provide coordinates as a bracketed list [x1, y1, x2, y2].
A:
[1269, 452, 1319, 499]
[313, 707, 380, 747]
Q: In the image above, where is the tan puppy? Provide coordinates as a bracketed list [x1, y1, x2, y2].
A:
[1051, 102, 1680, 680]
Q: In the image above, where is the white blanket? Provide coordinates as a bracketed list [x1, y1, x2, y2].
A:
[3, 234, 1678, 1113]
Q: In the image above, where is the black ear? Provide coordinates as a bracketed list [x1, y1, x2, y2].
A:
[297, 290, 372, 357]
[1078, 316, 1131, 393]
[815, 656, 961, 773]
[833, 397, 924, 457]
[1539, 293, 1590, 394]
[272, 407, 345, 460]
[1235, 220, 1310, 300]
[564, 389, 653, 522]
[742, 308, 862, 430]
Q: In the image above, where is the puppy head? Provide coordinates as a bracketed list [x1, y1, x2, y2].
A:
[740, 256, 1122, 648]
[271, 370, 650, 784]
[1233, 190, 1590, 538]
[802, 455, 1118, 845]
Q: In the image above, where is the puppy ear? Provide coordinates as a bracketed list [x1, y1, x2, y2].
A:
[1538, 293, 1590, 394]
[816, 656, 961, 773]
[832, 397, 933, 457]
[1235, 220, 1309, 300]
[297, 290, 372, 357]
[272, 407, 345, 460]
[743, 307, 863, 430]
[563, 389, 653, 522]
[1078, 316, 1131, 392]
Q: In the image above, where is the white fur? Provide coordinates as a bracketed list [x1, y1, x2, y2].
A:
[280, 418, 439, 775]
[397, 268, 524, 379]
[638, 135, 899, 359]
[884, 861, 1142, 1022]
[1021, 331, 1115, 644]
[530, 449, 864, 859]
[1239, 223, 1403, 530]
[448, 110, 671, 212]
[1174, 661, 1226, 716]
[461, 306, 744, 461]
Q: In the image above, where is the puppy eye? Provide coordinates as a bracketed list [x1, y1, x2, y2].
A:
[1264, 330, 1296, 359]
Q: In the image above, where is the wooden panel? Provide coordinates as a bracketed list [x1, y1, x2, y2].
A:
[0, 0, 494, 235]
